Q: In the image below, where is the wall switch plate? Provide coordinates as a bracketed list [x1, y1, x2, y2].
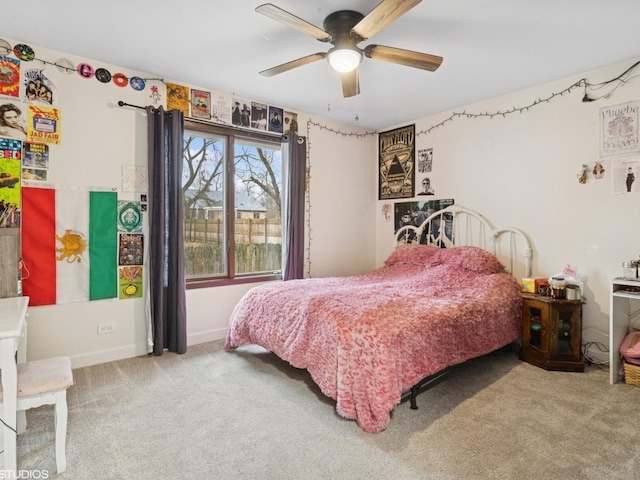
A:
[97, 323, 115, 335]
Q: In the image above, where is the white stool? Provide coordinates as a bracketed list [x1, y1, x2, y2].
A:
[0, 356, 73, 473]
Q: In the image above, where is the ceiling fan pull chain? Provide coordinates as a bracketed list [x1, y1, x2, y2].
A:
[327, 63, 332, 112]
[355, 68, 359, 121]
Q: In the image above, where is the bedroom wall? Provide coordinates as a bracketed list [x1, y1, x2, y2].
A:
[12, 35, 635, 368]
[375, 56, 640, 362]
[4, 37, 376, 367]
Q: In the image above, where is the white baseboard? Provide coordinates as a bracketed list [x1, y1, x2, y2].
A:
[68, 328, 228, 369]
[70, 345, 144, 369]
[187, 328, 227, 346]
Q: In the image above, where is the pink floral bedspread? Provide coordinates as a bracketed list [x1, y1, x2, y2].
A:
[224, 246, 522, 433]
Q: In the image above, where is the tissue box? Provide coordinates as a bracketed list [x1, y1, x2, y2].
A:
[521, 277, 546, 293]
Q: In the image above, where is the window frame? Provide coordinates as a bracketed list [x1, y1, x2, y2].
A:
[184, 119, 283, 289]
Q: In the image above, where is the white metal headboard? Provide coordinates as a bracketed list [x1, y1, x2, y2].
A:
[394, 205, 533, 278]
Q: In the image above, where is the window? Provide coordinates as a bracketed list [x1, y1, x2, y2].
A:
[183, 120, 283, 287]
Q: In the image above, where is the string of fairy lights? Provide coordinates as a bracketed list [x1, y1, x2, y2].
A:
[300, 59, 640, 276]
[8, 38, 639, 139]
[416, 59, 640, 136]
[305, 59, 640, 140]
[303, 120, 377, 276]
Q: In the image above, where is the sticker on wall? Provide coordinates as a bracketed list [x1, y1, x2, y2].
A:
[26, 104, 61, 144]
[22, 141, 48, 179]
[381, 203, 392, 222]
[417, 176, 435, 196]
[0, 38, 12, 56]
[0, 99, 27, 140]
[22, 167, 47, 181]
[76, 63, 95, 79]
[0, 56, 21, 98]
[112, 73, 128, 87]
[13, 44, 34, 61]
[118, 266, 143, 300]
[117, 200, 142, 233]
[0, 138, 22, 160]
[118, 233, 144, 266]
[23, 142, 49, 169]
[148, 83, 163, 107]
[591, 160, 608, 180]
[129, 76, 145, 91]
[121, 165, 148, 193]
[24, 68, 56, 105]
[94, 68, 112, 84]
[0, 158, 21, 208]
[55, 58, 75, 75]
[577, 164, 588, 184]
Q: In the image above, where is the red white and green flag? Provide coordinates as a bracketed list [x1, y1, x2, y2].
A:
[21, 186, 118, 306]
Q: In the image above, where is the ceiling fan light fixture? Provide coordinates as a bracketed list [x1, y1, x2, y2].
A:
[328, 48, 362, 73]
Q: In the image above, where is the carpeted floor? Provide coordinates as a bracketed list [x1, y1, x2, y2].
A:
[16, 340, 640, 479]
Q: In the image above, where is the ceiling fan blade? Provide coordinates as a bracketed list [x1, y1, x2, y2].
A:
[259, 52, 328, 77]
[256, 3, 331, 42]
[341, 70, 360, 98]
[351, 0, 422, 41]
[364, 44, 443, 71]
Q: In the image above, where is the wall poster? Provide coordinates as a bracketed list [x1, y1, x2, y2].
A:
[600, 101, 640, 158]
[394, 198, 455, 247]
[378, 124, 415, 200]
[190, 89, 211, 120]
[26, 104, 61, 144]
[612, 156, 640, 195]
[166, 82, 190, 116]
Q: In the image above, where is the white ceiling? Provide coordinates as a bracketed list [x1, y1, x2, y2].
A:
[2, 0, 640, 130]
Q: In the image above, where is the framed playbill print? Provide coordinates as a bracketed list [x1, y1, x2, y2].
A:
[378, 124, 415, 200]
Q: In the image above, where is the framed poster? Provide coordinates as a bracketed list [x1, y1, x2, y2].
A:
[378, 124, 415, 200]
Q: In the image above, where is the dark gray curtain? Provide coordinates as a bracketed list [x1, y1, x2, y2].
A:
[282, 133, 307, 280]
[146, 106, 187, 355]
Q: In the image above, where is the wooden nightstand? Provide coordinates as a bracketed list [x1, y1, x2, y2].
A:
[520, 293, 585, 372]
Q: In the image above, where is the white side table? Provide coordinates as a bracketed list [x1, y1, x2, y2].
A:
[610, 278, 640, 384]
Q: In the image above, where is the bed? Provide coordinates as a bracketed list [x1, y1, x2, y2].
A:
[224, 205, 533, 433]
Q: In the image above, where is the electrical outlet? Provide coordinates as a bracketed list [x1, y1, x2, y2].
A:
[97, 323, 115, 335]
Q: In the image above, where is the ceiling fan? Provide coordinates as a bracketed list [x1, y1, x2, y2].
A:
[256, 0, 443, 98]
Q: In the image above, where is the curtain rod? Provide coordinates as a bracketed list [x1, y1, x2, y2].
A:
[118, 101, 147, 110]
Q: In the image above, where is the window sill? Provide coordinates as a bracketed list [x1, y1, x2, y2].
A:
[186, 273, 282, 289]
